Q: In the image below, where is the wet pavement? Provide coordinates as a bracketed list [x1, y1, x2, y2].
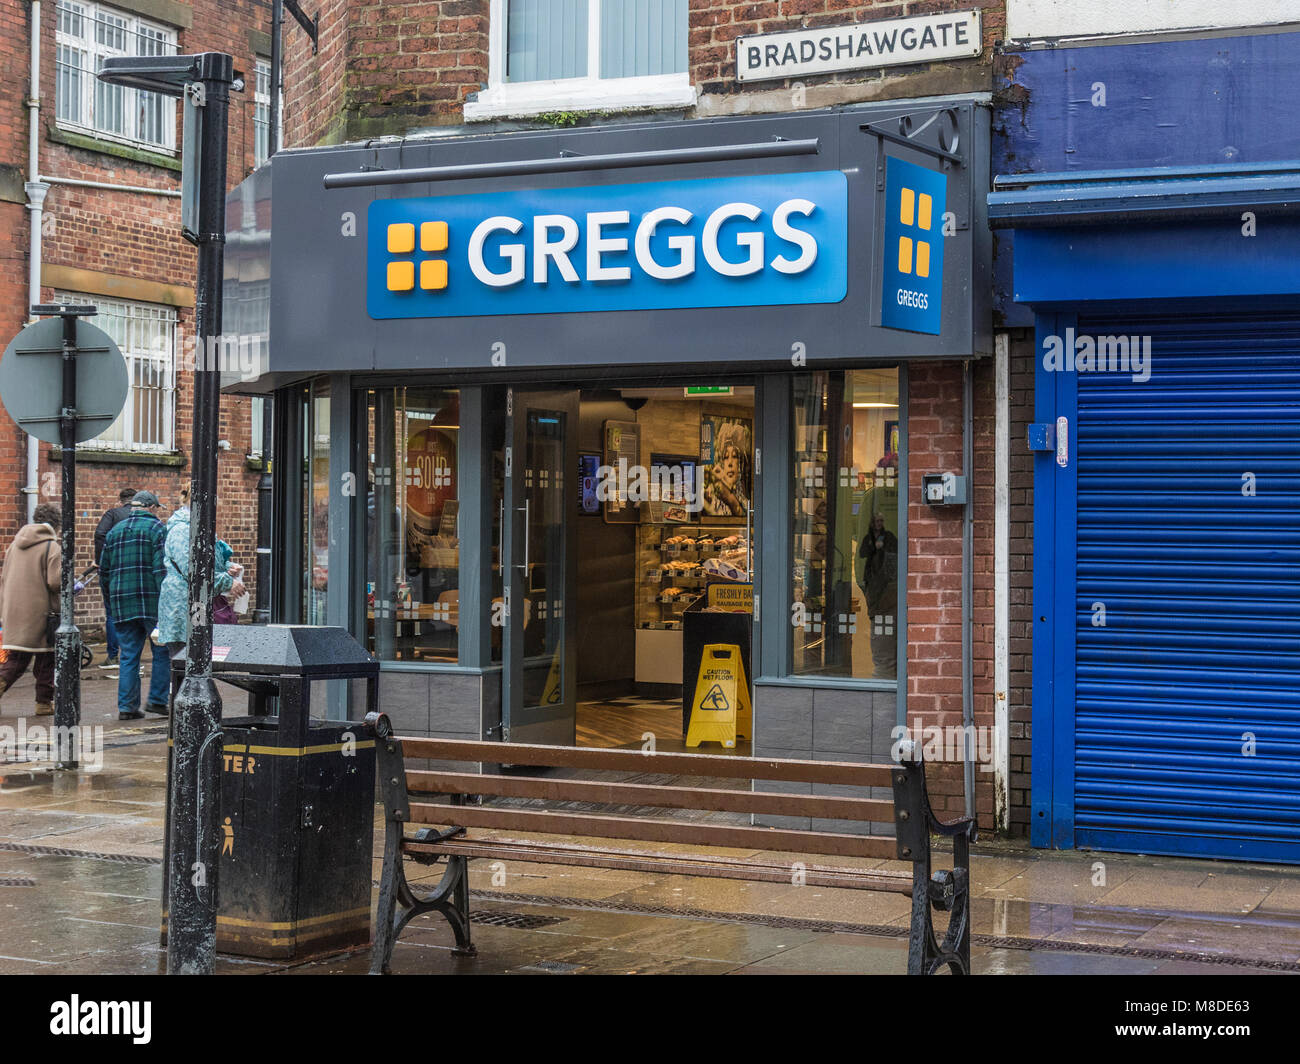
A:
[2, 652, 1299, 975]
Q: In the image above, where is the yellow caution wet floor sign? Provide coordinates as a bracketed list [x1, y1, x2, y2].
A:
[540, 651, 562, 706]
[686, 643, 752, 749]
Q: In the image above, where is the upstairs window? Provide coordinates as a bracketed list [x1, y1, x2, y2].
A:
[506, 0, 686, 82]
[467, 0, 692, 120]
[58, 293, 178, 453]
[253, 58, 270, 166]
[55, 1, 179, 153]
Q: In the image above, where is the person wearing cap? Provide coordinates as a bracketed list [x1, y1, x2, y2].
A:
[99, 490, 169, 720]
[93, 487, 138, 666]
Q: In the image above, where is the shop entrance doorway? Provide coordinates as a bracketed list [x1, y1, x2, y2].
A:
[499, 381, 757, 754]
[500, 389, 580, 745]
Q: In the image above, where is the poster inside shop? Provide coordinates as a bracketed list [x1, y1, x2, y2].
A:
[700, 414, 752, 522]
[405, 397, 459, 574]
[603, 420, 641, 523]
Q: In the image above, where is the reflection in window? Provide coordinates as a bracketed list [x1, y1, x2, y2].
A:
[791, 369, 900, 680]
[366, 389, 460, 662]
[303, 383, 330, 625]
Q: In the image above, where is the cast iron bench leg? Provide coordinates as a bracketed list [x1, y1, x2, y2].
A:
[370, 830, 476, 971]
[370, 819, 404, 975]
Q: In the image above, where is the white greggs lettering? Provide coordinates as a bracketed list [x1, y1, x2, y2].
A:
[467, 200, 819, 287]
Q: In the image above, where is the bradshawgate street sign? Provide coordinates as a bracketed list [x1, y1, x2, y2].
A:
[736, 10, 981, 84]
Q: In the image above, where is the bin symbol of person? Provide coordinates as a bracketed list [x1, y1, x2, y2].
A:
[222, 817, 235, 857]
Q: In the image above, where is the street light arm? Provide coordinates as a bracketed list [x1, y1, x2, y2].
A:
[97, 52, 234, 95]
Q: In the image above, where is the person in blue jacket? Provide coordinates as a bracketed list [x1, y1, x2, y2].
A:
[157, 486, 245, 658]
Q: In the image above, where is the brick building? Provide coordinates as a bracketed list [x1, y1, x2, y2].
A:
[0, 0, 273, 644]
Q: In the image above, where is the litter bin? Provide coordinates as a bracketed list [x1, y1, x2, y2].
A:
[162, 624, 380, 960]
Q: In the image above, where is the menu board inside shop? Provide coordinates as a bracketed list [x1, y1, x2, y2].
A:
[602, 420, 641, 524]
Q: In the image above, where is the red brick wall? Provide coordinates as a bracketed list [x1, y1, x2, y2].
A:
[0, 0, 272, 638]
[284, 0, 489, 147]
[905, 359, 996, 829]
[904, 346, 1036, 836]
[1007, 331, 1035, 834]
[0, 199, 30, 549]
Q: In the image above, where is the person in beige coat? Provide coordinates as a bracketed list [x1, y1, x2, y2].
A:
[0, 504, 63, 716]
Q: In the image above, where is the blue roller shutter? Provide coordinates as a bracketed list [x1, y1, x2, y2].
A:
[1073, 312, 1300, 863]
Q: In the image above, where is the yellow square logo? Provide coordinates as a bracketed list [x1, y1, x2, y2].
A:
[896, 188, 933, 277]
[421, 221, 448, 253]
[385, 219, 449, 294]
[387, 260, 415, 292]
[387, 223, 415, 255]
[420, 259, 448, 291]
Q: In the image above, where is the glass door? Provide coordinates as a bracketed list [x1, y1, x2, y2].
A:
[502, 388, 578, 745]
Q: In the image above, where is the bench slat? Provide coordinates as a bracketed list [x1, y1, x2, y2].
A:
[403, 837, 913, 893]
[407, 770, 895, 823]
[408, 801, 899, 860]
[396, 737, 896, 787]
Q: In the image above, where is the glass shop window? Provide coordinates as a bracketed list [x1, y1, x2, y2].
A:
[366, 388, 461, 662]
[302, 382, 330, 625]
[791, 368, 900, 680]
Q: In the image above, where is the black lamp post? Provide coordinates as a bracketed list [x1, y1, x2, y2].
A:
[98, 51, 235, 976]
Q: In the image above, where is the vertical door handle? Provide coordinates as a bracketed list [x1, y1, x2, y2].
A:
[745, 504, 753, 577]
[515, 498, 530, 573]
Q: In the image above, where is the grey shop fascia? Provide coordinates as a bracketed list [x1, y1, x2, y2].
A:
[221, 98, 991, 733]
[226, 100, 990, 383]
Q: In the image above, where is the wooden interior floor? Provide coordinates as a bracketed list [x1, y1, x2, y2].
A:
[575, 696, 753, 756]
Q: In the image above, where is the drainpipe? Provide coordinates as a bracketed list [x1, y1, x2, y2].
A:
[269, 0, 282, 153]
[24, 0, 48, 524]
[994, 332, 1011, 831]
[962, 358, 974, 820]
[40, 175, 181, 197]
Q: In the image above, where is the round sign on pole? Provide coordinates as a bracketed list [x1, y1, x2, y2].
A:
[0, 317, 130, 445]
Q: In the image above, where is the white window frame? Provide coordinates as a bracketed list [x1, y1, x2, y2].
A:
[465, 0, 695, 121]
[253, 58, 271, 166]
[57, 293, 178, 454]
[250, 396, 265, 459]
[54, 0, 179, 154]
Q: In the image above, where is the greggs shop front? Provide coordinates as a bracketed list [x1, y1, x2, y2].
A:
[224, 101, 991, 780]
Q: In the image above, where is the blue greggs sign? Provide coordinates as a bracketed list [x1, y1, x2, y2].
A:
[880, 156, 947, 335]
[367, 171, 848, 319]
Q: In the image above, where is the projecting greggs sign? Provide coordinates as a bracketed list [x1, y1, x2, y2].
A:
[736, 10, 981, 83]
[368, 171, 848, 319]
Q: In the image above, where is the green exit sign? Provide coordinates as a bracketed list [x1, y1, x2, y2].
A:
[684, 386, 734, 397]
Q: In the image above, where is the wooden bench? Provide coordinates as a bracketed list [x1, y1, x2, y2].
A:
[366, 715, 975, 975]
